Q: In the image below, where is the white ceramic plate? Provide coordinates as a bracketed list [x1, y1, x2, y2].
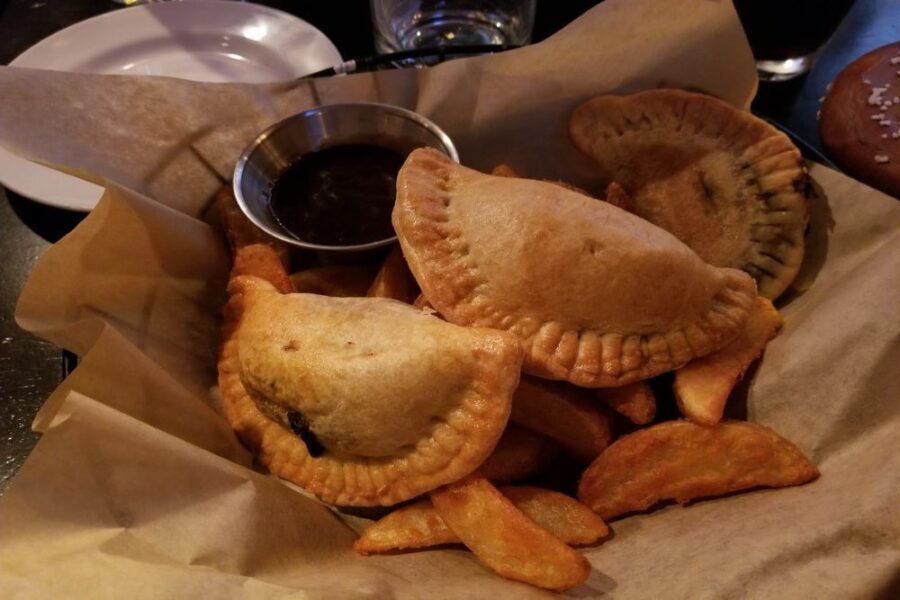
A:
[1, 0, 342, 212]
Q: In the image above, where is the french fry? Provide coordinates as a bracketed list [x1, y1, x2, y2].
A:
[355, 499, 458, 553]
[604, 181, 633, 211]
[593, 380, 657, 425]
[500, 486, 608, 546]
[512, 377, 613, 462]
[366, 245, 420, 303]
[478, 424, 557, 483]
[354, 486, 608, 554]
[578, 420, 819, 520]
[430, 475, 591, 591]
[674, 297, 783, 425]
[289, 265, 378, 297]
[232, 244, 294, 294]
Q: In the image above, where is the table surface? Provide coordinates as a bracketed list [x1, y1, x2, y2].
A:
[0, 0, 896, 495]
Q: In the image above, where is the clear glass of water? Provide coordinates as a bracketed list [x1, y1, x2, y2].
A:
[371, 0, 536, 54]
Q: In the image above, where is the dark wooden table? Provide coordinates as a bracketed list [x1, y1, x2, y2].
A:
[0, 0, 896, 494]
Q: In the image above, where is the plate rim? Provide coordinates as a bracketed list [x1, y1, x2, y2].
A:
[10, 0, 340, 70]
[1, 0, 342, 212]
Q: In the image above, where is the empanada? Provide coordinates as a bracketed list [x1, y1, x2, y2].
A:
[393, 148, 757, 388]
[218, 275, 523, 506]
[569, 89, 810, 299]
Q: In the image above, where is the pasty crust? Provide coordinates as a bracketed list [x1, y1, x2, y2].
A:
[569, 89, 810, 299]
[218, 275, 523, 506]
[393, 148, 757, 387]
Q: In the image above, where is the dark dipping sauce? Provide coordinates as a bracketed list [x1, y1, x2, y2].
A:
[269, 144, 405, 246]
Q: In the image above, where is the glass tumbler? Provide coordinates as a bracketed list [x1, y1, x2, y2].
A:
[371, 0, 536, 54]
[734, 0, 857, 82]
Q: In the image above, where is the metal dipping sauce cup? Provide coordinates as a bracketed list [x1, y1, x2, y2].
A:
[233, 102, 458, 254]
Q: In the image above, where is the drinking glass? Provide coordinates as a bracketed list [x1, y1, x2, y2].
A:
[371, 0, 536, 54]
[734, 0, 857, 82]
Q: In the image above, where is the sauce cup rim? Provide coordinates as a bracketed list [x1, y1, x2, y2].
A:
[233, 102, 458, 253]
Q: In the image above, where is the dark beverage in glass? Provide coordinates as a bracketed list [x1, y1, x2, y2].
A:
[733, 0, 856, 81]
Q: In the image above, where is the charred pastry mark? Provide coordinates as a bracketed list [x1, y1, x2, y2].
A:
[696, 170, 723, 211]
[746, 261, 777, 279]
[758, 250, 787, 265]
[288, 410, 326, 457]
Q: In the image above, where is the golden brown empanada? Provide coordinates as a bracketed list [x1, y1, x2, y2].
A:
[393, 148, 757, 388]
[219, 275, 523, 506]
[569, 89, 810, 299]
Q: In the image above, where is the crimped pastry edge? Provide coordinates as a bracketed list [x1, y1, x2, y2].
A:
[394, 148, 758, 388]
[218, 275, 523, 506]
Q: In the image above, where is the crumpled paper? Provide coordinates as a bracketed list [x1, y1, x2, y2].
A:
[0, 0, 756, 216]
[1, 0, 898, 598]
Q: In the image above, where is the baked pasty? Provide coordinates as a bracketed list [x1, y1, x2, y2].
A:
[393, 148, 757, 388]
[569, 89, 810, 299]
[219, 275, 523, 506]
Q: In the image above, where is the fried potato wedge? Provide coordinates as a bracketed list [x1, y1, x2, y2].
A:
[431, 476, 591, 591]
[289, 265, 378, 297]
[500, 487, 608, 546]
[512, 377, 613, 462]
[593, 380, 657, 425]
[578, 420, 818, 520]
[675, 297, 783, 425]
[367, 245, 420, 303]
[355, 499, 457, 553]
[232, 244, 294, 293]
[354, 486, 608, 555]
[478, 424, 557, 483]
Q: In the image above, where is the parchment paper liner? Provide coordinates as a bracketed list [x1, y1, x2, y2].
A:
[1, 1, 898, 598]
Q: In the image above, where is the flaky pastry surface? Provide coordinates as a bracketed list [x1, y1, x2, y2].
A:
[393, 148, 757, 387]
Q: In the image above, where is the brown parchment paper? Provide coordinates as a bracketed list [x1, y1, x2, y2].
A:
[1, 1, 899, 598]
[0, 0, 756, 216]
